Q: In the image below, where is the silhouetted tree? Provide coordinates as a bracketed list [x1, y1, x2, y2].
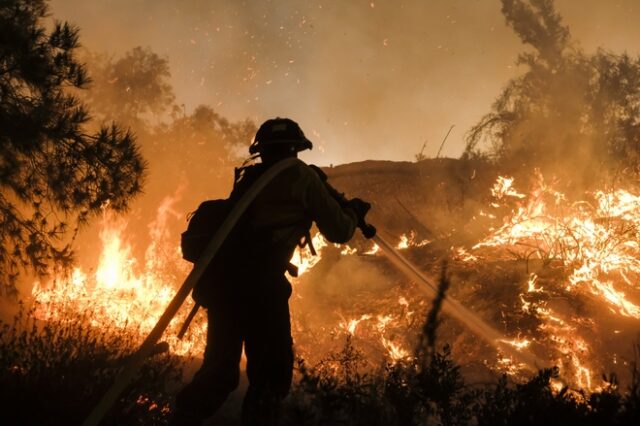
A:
[84, 46, 176, 129]
[149, 105, 256, 199]
[0, 0, 146, 295]
[465, 0, 640, 177]
[79, 45, 256, 257]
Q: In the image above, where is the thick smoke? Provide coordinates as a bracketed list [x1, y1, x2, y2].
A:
[465, 0, 640, 189]
[49, 0, 522, 164]
[49, 0, 640, 165]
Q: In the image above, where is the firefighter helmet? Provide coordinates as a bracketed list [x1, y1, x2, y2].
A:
[249, 117, 313, 154]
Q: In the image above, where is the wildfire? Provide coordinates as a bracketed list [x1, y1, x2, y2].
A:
[339, 314, 372, 335]
[396, 231, 430, 249]
[364, 243, 381, 255]
[473, 172, 640, 319]
[490, 175, 526, 200]
[28, 169, 640, 392]
[32, 197, 206, 356]
[466, 171, 640, 389]
[336, 310, 412, 363]
[292, 233, 328, 276]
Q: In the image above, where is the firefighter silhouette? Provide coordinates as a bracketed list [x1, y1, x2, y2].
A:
[171, 118, 370, 425]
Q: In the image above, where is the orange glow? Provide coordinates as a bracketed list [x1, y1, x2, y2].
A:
[32, 200, 206, 356]
[29, 170, 640, 390]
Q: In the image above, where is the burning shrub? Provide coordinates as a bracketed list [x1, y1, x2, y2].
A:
[0, 303, 182, 425]
[16, 151, 640, 423]
[283, 327, 640, 426]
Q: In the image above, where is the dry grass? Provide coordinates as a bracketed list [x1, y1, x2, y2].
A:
[0, 302, 182, 425]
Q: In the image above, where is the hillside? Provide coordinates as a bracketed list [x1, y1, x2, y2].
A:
[324, 158, 497, 243]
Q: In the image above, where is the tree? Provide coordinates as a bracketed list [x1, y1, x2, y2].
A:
[77, 44, 256, 260]
[464, 0, 640, 178]
[84, 46, 176, 129]
[149, 105, 256, 199]
[0, 0, 146, 296]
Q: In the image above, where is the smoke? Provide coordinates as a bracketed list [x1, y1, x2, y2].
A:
[463, 0, 640, 189]
[48, 0, 519, 164]
[49, 0, 640, 165]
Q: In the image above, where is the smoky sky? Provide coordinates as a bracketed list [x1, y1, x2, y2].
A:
[50, 0, 640, 165]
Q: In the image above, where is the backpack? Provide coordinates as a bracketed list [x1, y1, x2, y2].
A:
[180, 199, 233, 264]
[180, 164, 261, 266]
[181, 161, 317, 306]
[180, 165, 268, 306]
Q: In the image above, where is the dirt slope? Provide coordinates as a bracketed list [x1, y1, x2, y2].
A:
[323, 157, 497, 243]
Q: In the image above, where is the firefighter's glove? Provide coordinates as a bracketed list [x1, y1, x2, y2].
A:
[347, 198, 371, 225]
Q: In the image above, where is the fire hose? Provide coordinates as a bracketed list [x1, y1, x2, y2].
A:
[83, 158, 545, 425]
[370, 233, 545, 370]
[178, 227, 545, 369]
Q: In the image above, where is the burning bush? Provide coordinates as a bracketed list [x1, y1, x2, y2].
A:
[22, 166, 640, 419]
[6, 188, 640, 424]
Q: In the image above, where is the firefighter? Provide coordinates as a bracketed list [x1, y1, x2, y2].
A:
[171, 118, 370, 425]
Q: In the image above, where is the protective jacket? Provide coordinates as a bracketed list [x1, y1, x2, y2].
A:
[233, 159, 358, 266]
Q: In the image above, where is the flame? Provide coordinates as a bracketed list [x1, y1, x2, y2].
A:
[453, 247, 478, 262]
[291, 233, 328, 276]
[396, 231, 430, 250]
[32, 197, 206, 356]
[468, 171, 640, 389]
[340, 245, 358, 256]
[375, 314, 410, 361]
[364, 243, 381, 255]
[501, 337, 532, 350]
[380, 338, 410, 361]
[474, 172, 640, 319]
[335, 307, 412, 363]
[490, 175, 526, 200]
[527, 273, 544, 293]
[339, 314, 373, 335]
[32, 201, 335, 359]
